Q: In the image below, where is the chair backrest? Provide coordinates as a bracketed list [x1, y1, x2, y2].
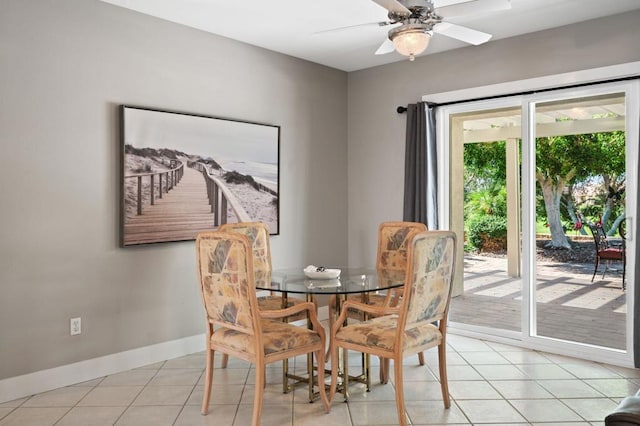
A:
[219, 222, 271, 286]
[376, 221, 428, 273]
[587, 223, 608, 252]
[399, 231, 456, 330]
[619, 220, 626, 240]
[195, 231, 259, 336]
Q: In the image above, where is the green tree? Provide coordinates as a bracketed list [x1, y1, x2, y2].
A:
[464, 142, 508, 252]
[464, 141, 506, 193]
[536, 129, 625, 248]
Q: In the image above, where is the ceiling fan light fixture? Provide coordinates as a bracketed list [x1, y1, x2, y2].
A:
[390, 25, 431, 61]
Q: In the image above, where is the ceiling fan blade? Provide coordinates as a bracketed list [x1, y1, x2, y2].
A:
[371, 0, 411, 15]
[434, 22, 492, 45]
[375, 38, 395, 55]
[313, 21, 391, 35]
[436, 0, 511, 18]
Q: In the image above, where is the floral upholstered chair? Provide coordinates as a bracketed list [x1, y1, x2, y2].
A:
[329, 230, 456, 426]
[327, 221, 428, 368]
[218, 222, 312, 368]
[374, 221, 429, 306]
[195, 231, 329, 425]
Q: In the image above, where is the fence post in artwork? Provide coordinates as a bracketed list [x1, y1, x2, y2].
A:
[213, 184, 219, 226]
[208, 180, 214, 213]
[150, 174, 155, 205]
[137, 176, 142, 215]
[190, 161, 249, 228]
[220, 195, 227, 225]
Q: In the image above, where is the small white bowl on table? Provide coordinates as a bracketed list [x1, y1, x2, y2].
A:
[303, 266, 341, 280]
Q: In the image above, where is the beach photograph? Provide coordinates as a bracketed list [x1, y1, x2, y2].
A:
[121, 106, 279, 246]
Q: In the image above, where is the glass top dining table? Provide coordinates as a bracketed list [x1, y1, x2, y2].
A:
[256, 267, 405, 296]
[256, 267, 405, 401]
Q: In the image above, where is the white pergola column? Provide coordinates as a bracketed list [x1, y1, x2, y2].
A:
[450, 116, 465, 297]
[506, 137, 521, 278]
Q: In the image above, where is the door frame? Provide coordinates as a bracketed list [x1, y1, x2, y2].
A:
[521, 81, 637, 367]
[432, 73, 639, 367]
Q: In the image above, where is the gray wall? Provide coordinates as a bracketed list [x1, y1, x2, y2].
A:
[346, 11, 640, 267]
[2, 0, 638, 385]
[0, 0, 348, 380]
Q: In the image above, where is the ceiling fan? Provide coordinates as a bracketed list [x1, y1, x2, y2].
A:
[339, 0, 512, 61]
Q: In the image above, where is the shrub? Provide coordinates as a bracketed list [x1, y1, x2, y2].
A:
[465, 186, 507, 218]
[467, 215, 508, 252]
[132, 163, 152, 174]
[223, 170, 260, 191]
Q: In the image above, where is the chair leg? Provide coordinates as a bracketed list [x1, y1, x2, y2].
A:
[221, 354, 228, 368]
[417, 351, 425, 366]
[282, 359, 289, 393]
[380, 357, 390, 384]
[438, 342, 451, 408]
[315, 348, 330, 413]
[326, 295, 336, 360]
[201, 350, 214, 415]
[252, 362, 265, 426]
[591, 256, 600, 282]
[393, 358, 407, 426]
[329, 341, 340, 402]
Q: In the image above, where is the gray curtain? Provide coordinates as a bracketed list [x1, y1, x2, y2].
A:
[403, 102, 438, 229]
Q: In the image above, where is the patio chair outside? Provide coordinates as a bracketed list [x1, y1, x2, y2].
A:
[586, 222, 625, 288]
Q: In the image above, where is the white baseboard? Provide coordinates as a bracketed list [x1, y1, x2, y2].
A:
[0, 334, 205, 404]
[0, 307, 332, 404]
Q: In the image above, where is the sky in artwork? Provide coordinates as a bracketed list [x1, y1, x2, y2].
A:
[123, 107, 278, 165]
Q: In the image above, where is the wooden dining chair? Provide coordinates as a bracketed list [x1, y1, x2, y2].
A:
[329, 230, 456, 426]
[195, 231, 330, 426]
[374, 221, 429, 309]
[327, 221, 428, 367]
[218, 222, 311, 368]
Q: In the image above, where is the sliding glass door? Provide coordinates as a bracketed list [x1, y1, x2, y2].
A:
[524, 83, 637, 363]
[442, 80, 638, 366]
[447, 103, 523, 335]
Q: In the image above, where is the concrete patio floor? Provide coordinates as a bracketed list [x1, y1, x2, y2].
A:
[449, 255, 627, 350]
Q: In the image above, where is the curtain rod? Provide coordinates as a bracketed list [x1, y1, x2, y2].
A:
[427, 75, 640, 108]
[396, 102, 438, 113]
[396, 75, 639, 113]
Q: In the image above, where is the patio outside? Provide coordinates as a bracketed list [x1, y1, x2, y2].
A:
[448, 90, 628, 352]
[450, 241, 627, 350]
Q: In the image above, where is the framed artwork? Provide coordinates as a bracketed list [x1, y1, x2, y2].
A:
[120, 105, 280, 246]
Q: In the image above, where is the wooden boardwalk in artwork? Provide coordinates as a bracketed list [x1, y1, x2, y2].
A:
[123, 167, 215, 245]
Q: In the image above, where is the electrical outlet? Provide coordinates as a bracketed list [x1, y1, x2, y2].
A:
[70, 317, 81, 336]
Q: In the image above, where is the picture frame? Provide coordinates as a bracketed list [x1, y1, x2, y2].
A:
[120, 105, 280, 246]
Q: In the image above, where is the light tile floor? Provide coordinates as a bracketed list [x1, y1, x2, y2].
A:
[1, 331, 637, 425]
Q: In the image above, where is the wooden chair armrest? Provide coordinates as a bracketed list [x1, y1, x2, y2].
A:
[343, 300, 400, 317]
[330, 299, 400, 338]
[259, 301, 316, 320]
[260, 302, 326, 342]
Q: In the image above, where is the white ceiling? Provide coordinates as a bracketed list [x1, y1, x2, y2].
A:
[99, 0, 640, 72]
